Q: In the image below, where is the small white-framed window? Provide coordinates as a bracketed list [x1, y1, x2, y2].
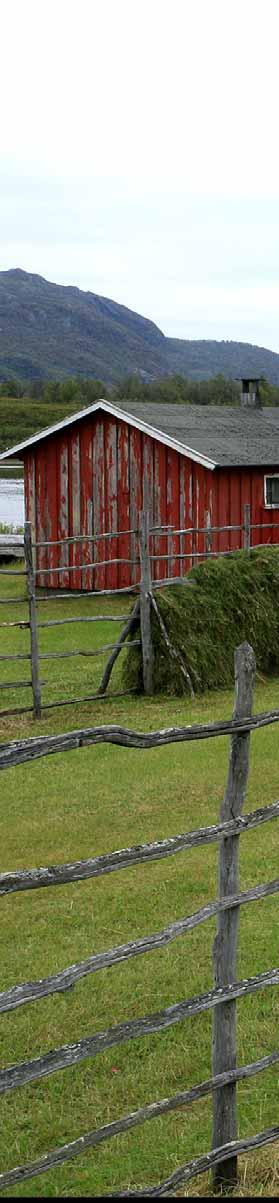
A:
[264, 475, 279, 507]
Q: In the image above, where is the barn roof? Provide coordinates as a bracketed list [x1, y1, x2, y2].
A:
[1, 398, 279, 469]
[117, 402, 279, 467]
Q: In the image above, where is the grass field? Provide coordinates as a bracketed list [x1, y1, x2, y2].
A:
[0, 397, 82, 457]
[0, 570, 279, 1196]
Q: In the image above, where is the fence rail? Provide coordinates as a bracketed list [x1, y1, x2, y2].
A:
[1, 704, 279, 768]
[115, 1125, 279, 1198]
[1, 964, 279, 1099]
[1, 1059, 278, 1195]
[1, 642, 279, 1192]
[33, 524, 172, 548]
[1, 877, 279, 1015]
[1, 797, 279, 893]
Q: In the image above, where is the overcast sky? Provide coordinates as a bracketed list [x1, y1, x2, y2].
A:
[1, 0, 279, 349]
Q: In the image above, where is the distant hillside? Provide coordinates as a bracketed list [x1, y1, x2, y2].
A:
[2, 268, 279, 385]
[165, 338, 279, 384]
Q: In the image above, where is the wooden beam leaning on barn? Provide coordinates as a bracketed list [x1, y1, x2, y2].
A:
[150, 593, 195, 698]
[97, 600, 140, 695]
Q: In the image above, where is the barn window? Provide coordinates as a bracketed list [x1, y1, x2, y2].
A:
[264, 475, 279, 507]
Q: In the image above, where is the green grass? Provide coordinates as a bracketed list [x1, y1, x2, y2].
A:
[0, 469, 23, 481]
[0, 523, 23, 534]
[0, 565, 133, 715]
[0, 397, 84, 455]
[0, 572, 279, 1196]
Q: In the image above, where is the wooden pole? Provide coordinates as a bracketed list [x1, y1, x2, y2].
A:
[139, 511, 154, 695]
[205, 510, 212, 557]
[212, 641, 256, 1189]
[150, 593, 194, 698]
[168, 528, 174, 580]
[97, 600, 140, 695]
[243, 503, 251, 551]
[24, 522, 41, 719]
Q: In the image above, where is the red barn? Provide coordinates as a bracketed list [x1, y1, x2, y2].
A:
[2, 396, 279, 589]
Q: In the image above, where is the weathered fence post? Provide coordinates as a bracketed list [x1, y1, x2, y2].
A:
[212, 641, 256, 1188]
[139, 510, 154, 695]
[243, 503, 251, 551]
[168, 527, 174, 579]
[205, 510, 212, 557]
[24, 522, 41, 719]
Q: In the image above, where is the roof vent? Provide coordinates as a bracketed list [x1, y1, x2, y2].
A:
[240, 378, 261, 408]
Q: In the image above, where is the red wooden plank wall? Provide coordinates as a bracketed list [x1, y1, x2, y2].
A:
[153, 442, 166, 581]
[57, 437, 69, 588]
[118, 422, 131, 590]
[23, 415, 279, 591]
[129, 427, 142, 586]
[79, 421, 93, 591]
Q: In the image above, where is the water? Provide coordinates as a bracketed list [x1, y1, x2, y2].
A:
[0, 479, 24, 527]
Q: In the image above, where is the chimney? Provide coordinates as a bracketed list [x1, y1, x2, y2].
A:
[240, 378, 261, 408]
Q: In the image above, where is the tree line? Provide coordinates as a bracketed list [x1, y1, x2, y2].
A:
[1, 373, 279, 406]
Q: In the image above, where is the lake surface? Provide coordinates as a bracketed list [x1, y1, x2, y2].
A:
[0, 479, 24, 527]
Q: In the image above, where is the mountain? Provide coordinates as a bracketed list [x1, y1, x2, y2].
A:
[1, 268, 279, 385]
[165, 338, 279, 383]
[0, 269, 166, 383]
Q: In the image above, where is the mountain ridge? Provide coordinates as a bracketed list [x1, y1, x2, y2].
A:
[1, 268, 279, 385]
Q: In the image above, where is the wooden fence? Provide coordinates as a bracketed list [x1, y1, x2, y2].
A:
[1, 503, 279, 718]
[0, 522, 143, 720]
[0, 643, 279, 1193]
[0, 513, 196, 720]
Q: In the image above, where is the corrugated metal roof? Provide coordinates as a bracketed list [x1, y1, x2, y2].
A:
[1, 398, 279, 468]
